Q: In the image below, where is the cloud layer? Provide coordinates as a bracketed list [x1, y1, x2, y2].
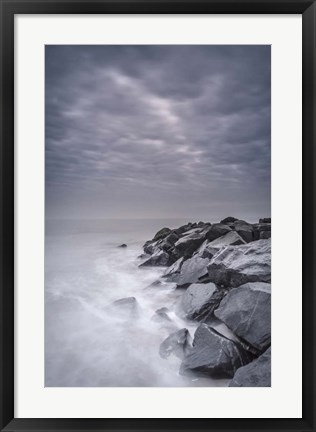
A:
[45, 45, 271, 221]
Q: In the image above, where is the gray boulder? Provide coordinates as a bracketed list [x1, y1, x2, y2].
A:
[151, 307, 173, 324]
[162, 257, 184, 282]
[215, 282, 271, 352]
[181, 324, 253, 378]
[174, 223, 196, 235]
[177, 282, 226, 321]
[220, 216, 238, 224]
[159, 328, 191, 360]
[143, 239, 159, 255]
[206, 231, 245, 256]
[194, 240, 213, 259]
[229, 347, 271, 387]
[234, 221, 253, 243]
[139, 249, 174, 267]
[177, 256, 210, 287]
[173, 231, 207, 259]
[110, 297, 139, 318]
[153, 227, 172, 241]
[260, 230, 271, 239]
[158, 232, 180, 252]
[259, 218, 271, 224]
[138, 253, 150, 260]
[207, 239, 271, 288]
[205, 223, 232, 242]
[253, 223, 271, 241]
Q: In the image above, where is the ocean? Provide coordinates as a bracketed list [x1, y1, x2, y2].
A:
[45, 218, 229, 387]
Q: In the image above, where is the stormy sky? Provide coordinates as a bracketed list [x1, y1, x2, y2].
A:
[45, 45, 271, 222]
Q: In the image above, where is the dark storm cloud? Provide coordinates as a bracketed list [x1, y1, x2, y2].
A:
[45, 45, 270, 220]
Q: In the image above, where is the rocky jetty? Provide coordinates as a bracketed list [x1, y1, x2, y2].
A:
[138, 217, 271, 386]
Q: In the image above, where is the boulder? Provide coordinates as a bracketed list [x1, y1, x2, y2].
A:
[253, 223, 271, 241]
[207, 239, 271, 288]
[177, 282, 226, 321]
[143, 239, 159, 255]
[234, 221, 253, 243]
[177, 256, 210, 287]
[139, 249, 174, 267]
[206, 231, 245, 255]
[151, 307, 173, 324]
[138, 253, 150, 260]
[148, 280, 163, 287]
[173, 231, 207, 259]
[229, 347, 271, 387]
[205, 223, 232, 242]
[259, 218, 271, 224]
[158, 232, 180, 252]
[215, 282, 271, 352]
[162, 257, 184, 282]
[118, 243, 127, 248]
[220, 216, 239, 224]
[180, 324, 253, 378]
[260, 230, 271, 240]
[194, 240, 213, 259]
[153, 227, 172, 241]
[174, 223, 195, 235]
[110, 297, 139, 318]
[159, 328, 191, 360]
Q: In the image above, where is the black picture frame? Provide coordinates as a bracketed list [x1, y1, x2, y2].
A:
[0, 1, 315, 431]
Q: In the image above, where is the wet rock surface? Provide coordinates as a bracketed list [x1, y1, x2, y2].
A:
[180, 324, 253, 378]
[139, 217, 271, 386]
[215, 282, 271, 352]
[229, 347, 271, 387]
[159, 328, 191, 360]
[177, 282, 226, 322]
[207, 239, 271, 288]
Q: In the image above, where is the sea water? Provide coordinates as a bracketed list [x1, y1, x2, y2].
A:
[45, 218, 229, 387]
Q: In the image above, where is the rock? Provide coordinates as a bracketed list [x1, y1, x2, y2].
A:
[151, 307, 173, 324]
[158, 232, 180, 252]
[177, 282, 226, 321]
[180, 324, 253, 378]
[209, 317, 260, 356]
[174, 223, 195, 235]
[206, 231, 245, 255]
[255, 223, 271, 231]
[139, 249, 174, 267]
[177, 256, 210, 287]
[260, 230, 271, 239]
[259, 218, 271, 224]
[253, 223, 271, 241]
[118, 243, 127, 248]
[148, 280, 163, 287]
[110, 297, 139, 318]
[153, 227, 172, 241]
[143, 239, 159, 255]
[162, 257, 184, 282]
[194, 240, 213, 259]
[205, 223, 232, 242]
[215, 282, 271, 352]
[138, 253, 150, 259]
[220, 216, 239, 224]
[234, 221, 253, 243]
[197, 221, 209, 227]
[229, 347, 271, 387]
[207, 239, 271, 288]
[173, 231, 207, 259]
[159, 328, 191, 360]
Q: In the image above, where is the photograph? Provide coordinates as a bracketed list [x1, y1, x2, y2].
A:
[45, 44, 271, 388]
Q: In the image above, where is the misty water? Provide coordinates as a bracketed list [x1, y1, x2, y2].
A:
[45, 218, 229, 387]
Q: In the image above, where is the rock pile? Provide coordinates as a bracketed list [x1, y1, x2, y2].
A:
[140, 217, 271, 386]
